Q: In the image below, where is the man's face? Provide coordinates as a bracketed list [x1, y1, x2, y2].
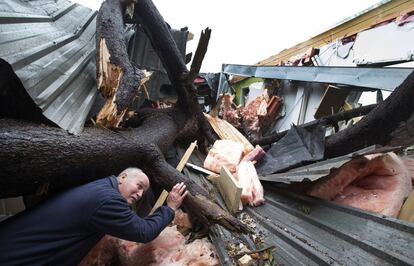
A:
[118, 172, 150, 205]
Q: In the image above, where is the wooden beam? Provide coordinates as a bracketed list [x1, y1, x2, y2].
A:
[149, 189, 169, 215]
[205, 113, 254, 154]
[149, 141, 198, 214]
[176, 141, 197, 172]
[209, 166, 242, 214]
[186, 162, 217, 176]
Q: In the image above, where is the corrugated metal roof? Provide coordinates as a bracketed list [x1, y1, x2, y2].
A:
[0, 1, 189, 133]
[178, 147, 414, 265]
[0, 0, 98, 134]
[128, 25, 189, 101]
[247, 186, 414, 265]
[259, 145, 404, 184]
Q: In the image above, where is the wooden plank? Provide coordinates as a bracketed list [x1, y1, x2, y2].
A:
[150, 141, 198, 214]
[210, 166, 242, 214]
[204, 113, 254, 154]
[186, 162, 218, 176]
[149, 189, 169, 215]
[176, 140, 197, 172]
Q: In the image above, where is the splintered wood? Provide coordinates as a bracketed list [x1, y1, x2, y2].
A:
[97, 38, 123, 98]
[149, 190, 169, 215]
[204, 113, 254, 154]
[96, 38, 125, 127]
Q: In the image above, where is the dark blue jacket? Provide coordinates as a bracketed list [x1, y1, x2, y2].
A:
[0, 176, 174, 266]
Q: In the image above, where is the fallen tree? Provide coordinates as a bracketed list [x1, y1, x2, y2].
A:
[325, 70, 414, 157]
[254, 103, 378, 146]
[0, 0, 250, 233]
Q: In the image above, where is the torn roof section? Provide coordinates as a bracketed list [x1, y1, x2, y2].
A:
[0, 0, 97, 134]
[0, 0, 189, 134]
[222, 0, 414, 134]
[255, 0, 414, 68]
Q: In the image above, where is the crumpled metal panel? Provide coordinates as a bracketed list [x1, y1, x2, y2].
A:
[221, 64, 414, 91]
[128, 25, 188, 101]
[260, 145, 403, 184]
[247, 186, 414, 265]
[0, 0, 97, 134]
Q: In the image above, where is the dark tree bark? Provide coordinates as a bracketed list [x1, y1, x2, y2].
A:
[325, 71, 414, 157]
[132, 0, 215, 143]
[95, 0, 147, 127]
[0, 0, 247, 233]
[254, 103, 377, 146]
[0, 113, 249, 233]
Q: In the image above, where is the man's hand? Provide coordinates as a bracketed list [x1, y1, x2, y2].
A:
[167, 182, 188, 211]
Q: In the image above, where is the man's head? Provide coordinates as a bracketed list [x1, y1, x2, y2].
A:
[117, 167, 150, 205]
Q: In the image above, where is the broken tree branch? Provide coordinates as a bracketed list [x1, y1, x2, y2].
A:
[133, 0, 215, 143]
[254, 103, 377, 146]
[96, 0, 148, 127]
[325, 71, 414, 157]
[186, 28, 212, 85]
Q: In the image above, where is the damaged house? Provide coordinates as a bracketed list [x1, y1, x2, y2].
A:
[1, 0, 414, 265]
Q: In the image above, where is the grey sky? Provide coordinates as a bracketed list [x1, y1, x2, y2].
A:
[72, 0, 383, 72]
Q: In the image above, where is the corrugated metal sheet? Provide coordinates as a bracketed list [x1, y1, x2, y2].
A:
[178, 147, 414, 266]
[128, 25, 188, 101]
[259, 145, 404, 184]
[0, 1, 188, 133]
[0, 0, 98, 134]
[247, 186, 414, 265]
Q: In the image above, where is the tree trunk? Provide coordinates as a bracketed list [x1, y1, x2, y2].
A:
[132, 0, 215, 143]
[325, 71, 414, 157]
[254, 103, 378, 146]
[95, 0, 148, 127]
[0, 115, 249, 233]
[0, 0, 246, 233]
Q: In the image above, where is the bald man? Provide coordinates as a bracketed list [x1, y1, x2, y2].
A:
[0, 167, 188, 266]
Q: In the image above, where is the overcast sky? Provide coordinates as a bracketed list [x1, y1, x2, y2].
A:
[72, 0, 383, 72]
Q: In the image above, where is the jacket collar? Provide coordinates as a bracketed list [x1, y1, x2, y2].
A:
[108, 175, 119, 191]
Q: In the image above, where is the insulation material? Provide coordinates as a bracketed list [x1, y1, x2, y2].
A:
[235, 161, 265, 207]
[308, 153, 412, 217]
[204, 140, 244, 173]
[80, 211, 218, 266]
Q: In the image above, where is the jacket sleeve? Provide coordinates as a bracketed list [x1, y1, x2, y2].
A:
[87, 197, 175, 243]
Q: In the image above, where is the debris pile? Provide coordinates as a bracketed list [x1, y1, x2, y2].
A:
[218, 92, 282, 140]
[80, 210, 219, 266]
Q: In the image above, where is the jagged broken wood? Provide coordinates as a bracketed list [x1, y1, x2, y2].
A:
[0, 0, 249, 234]
[96, 0, 149, 127]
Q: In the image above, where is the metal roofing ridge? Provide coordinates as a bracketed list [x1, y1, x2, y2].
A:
[246, 186, 414, 265]
[0, 1, 76, 24]
[10, 8, 96, 71]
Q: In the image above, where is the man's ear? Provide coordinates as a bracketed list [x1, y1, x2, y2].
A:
[118, 173, 127, 184]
